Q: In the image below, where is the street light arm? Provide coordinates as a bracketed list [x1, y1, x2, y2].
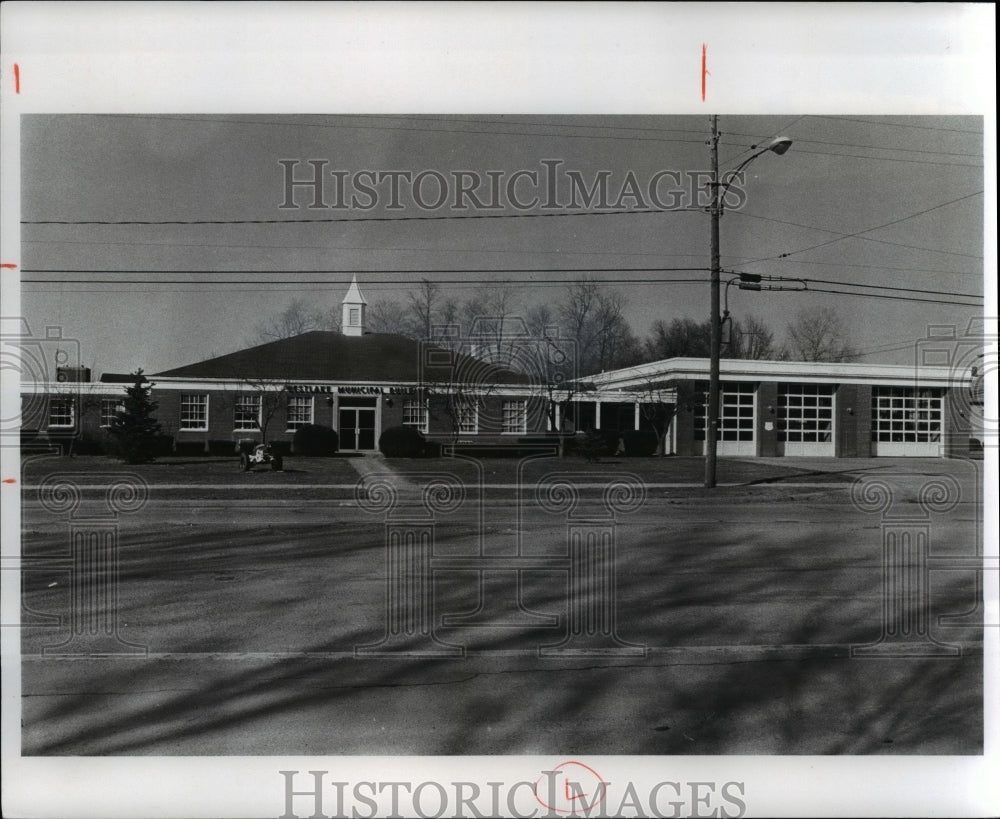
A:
[718, 137, 794, 210]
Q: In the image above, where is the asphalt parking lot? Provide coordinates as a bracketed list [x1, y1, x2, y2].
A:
[13, 453, 988, 755]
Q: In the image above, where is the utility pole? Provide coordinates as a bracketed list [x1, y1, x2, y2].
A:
[705, 115, 721, 489]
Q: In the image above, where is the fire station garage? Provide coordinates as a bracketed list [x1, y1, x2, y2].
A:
[581, 357, 974, 458]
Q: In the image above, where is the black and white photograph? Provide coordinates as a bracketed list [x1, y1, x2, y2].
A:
[1, 4, 996, 818]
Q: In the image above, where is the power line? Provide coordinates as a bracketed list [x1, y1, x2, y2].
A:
[781, 145, 982, 169]
[21, 279, 711, 294]
[99, 113, 711, 147]
[744, 191, 984, 263]
[779, 138, 980, 159]
[21, 207, 700, 227]
[805, 115, 984, 136]
[733, 274, 982, 301]
[753, 258, 982, 277]
[20, 237, 711, 260]
[20, 266, 708, 277]
[113, 112, 715, 137]
[792, 286, 981, 307]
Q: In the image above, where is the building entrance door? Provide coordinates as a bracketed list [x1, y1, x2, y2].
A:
[339, 407, 376, 450]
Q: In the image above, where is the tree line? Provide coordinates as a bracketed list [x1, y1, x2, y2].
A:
[253, 279, 860, 376]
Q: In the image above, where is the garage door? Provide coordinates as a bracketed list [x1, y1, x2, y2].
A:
[777, 383, 835, 456]
[871, 387, 944, 457]
[695, 382, 756, 456]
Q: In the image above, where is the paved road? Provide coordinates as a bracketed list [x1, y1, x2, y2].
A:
[16, 458, 987, 755]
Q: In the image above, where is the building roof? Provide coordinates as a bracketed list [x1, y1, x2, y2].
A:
[584, 356, 965, 389]
[152, 331, 530, 385]
[342, 274, 367, 305]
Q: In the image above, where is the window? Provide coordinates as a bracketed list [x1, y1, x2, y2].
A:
[502, 400, 527, 434]
[456, 399, 478, 434]
[693, 382, 754, 441]
[286, 395, 313, 430]
[778, 384, 834, 442]
[234, 393, 261, 431]
[48, 397, 75, 427]
[402, 399, 429, 433]
[348, 307, 360, 326]
[180, 394, 209, 431]
[872, 387, 943, 443]
[101, 398, 124, 428]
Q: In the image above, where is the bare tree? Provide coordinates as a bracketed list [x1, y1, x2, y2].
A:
[408, 279, 441, 340]
[783, 306, 860, 362]
[525, 302, 556, 338]
[367, 298, 412, 336]
[559, 280, 601, 371]
[636, 380, 677, 456]
[252, 297, 338, 343]
[234, 381, 289, 445]
[644, 317, 712, 360]
[557, 279, 638, 375]
[729, 313, 779, 360]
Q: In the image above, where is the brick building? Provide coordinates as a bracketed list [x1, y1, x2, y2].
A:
[17, 279, 980, 458]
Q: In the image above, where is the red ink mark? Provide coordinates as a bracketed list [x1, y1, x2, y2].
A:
[14, 63, 20, 94]
[2, 478, 16, 485]
[701, 44, 708, 101]
[1, 263, 18, 270]
[534, 761, 607, 814]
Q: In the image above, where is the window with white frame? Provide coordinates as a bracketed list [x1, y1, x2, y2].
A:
[778, 384, 834, 442]
[234, 393, 261, 431]
[871, 387, 943, 443]
[456, 398, 478, 434]
[402, 398, 429, 433]
[502, 399, 527, 434]
[100, 398, 124, 428]
[180, 394, 209, 431]
[286, 395, 313, 430]
[48, 397, 75, 427]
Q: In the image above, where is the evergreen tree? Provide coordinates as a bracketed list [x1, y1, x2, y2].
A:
[108, 369, 163, 463]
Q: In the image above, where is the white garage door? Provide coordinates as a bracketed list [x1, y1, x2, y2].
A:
[871, 387, 944, 457]
[777, 383, 835, 456]
[695, 382, 756, 456]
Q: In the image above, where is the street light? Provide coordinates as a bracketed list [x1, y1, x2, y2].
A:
[705, 117, 792, 488]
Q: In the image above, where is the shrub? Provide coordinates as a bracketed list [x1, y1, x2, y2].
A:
[269, 440, 292, 457]
[151, 435, 174, 457]
[575, 428, 616, 461]
[379, 425, 427, 457]
[72, 431, 111, 455]
[209, 439, 239, 456]
[173, 440, 208, 456]
[622, 428, 659, 457]
[292, 424, 339, 456]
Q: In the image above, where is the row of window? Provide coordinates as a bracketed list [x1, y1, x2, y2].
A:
[44, 388, 947, 444]
[44, 395, 530, 435]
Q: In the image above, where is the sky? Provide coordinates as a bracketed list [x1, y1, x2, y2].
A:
[18, 113, 985, 375]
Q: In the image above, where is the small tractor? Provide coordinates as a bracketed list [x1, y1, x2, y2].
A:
[239, 442, 283, 472]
